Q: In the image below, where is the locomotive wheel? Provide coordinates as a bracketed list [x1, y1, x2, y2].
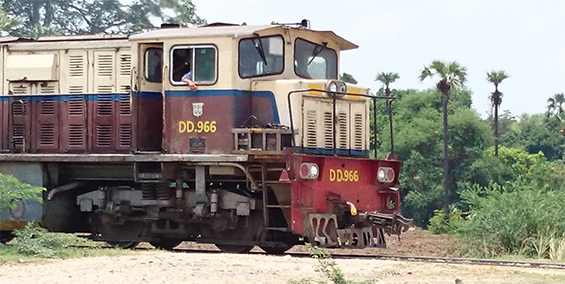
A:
[213, 213, 262, 254]
[93, 213, 144, 249]
[0, 231, 14, 244]
[259, 231, 299, 254]
[150, 238, 183, 250]
[106, 241, 140, 249]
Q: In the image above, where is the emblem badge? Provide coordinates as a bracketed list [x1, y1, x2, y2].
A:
[193, 102, 203, 117]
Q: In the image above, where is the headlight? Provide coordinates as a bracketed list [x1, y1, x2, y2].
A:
[376, 167, 395, 183]
[300, 162, 319, 179]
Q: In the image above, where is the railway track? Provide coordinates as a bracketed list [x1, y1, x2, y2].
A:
[165, 246, 565, 270]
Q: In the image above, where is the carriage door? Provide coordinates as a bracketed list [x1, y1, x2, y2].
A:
[135, 43, 164, 151]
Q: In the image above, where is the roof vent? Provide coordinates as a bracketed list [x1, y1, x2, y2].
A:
[160, 23, 180, 29]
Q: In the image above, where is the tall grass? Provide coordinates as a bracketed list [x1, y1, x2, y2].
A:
[455, 178, 565, 259]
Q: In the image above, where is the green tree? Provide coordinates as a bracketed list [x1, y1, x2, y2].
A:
[0, 174, 43, 211]
[340, 72, 357, 84]
[0, 0, 206, 37]
[547, 93, 565, 159]
[486, 70, 509, 157]
[375, 72, 400, 115]
[419, 61, 467, 219]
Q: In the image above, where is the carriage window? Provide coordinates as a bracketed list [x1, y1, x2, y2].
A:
[294, 38, 337, 79]
[170, 45, 217, 85]
[145, 48, 163, 82]
[238, 36, 284, 78]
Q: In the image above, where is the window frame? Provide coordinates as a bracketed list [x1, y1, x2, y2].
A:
[238, 35, 285, 79]
[144, 47, 163, 83]
[293, 37, 338, 80]
[169, 44, 218, 86]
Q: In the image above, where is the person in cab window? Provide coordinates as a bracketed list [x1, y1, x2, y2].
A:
[182, 70, 197, 92]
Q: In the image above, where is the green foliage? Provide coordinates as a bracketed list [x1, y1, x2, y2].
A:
[0, 0, 206, 37]
[502, 114, 563, 161]
[340, 73, 357, 84]
[0, 173, 44, 211]
[456, 179, 565, 259]
[291, 243, 376, 284]
[428, 207, 464, 235]
[10, 223, 95, 258]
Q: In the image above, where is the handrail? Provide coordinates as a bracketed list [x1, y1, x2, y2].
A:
[286, 88, 396, 158]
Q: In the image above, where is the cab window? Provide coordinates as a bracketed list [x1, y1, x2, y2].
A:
[145, 48, 163, 82]
[238, 36, 284, 78]
[294, 38, 337, 79]
[170, 45, 217, 85]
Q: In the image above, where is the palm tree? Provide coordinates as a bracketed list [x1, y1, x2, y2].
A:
[418, 61, 467, 219]
[375, 72, 400, 115]
[547, 93, 565, 159]
[486, 70, 509, 157]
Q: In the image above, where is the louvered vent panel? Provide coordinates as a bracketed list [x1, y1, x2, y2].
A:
[11, 101, 26, 115]
[119, 124, 132, 147]
[337, 112, 348, 149]
[97, 95, 113, 116]
[97, 85, 113, 93]
[120, 53, 131, 76]
[96, 125, 112, 147]
[69, 96, 85, 116]
[68, 124, 84, 146]
[119, 85, 130, 92]
[306, 110, 317, 147]
[69, 85, 84, 94]
[69, 55, 85, 77]
[13, 124, 24, 148]
[354, 113, 364, 150]
[97, 54, 114, 77]
[12, 86, 28, 94]
[40, 98, 55, 115]
[39, 124, 55, 145]
[118, 94, 131, 115]
[40, 85, 55, 94]
[323, 112, 333, 148]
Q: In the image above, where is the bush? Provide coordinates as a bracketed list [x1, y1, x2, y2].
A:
[0, 173, 44, 211]
[428, 207, 464, 235]
[11, 223, 95, 258]
[456, 178, 565, 259]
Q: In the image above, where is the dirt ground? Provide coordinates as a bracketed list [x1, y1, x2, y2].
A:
[2, 228, 565, 284]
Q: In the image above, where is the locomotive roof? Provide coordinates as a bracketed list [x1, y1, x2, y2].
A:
[129, 24, 358, 51]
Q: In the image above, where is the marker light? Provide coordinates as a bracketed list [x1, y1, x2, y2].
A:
[376, 167, 395, 183]
[299, 163, 319, 179]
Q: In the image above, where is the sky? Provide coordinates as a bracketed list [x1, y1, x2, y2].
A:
[191, 0, 565, 119]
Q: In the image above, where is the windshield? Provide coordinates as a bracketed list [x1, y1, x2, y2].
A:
[238, 35, 284, 78]
[294, 38, 337, 79]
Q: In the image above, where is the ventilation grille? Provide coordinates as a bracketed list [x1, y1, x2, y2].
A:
[13, 124, 24, 149]
[306, 110, 317, 147]
[119, 124, 132, 147]
[68, 124, 85, 147]
[69, 85, 84, 94]
[40, 98, 56, 115]
[118, 94, 131, 115]
[323, 111, 333, 148]
[40, 85, 55, 94]
[96, 125, 112, 147]
[119, 84, 130, 92]
[97, 95, 113, 116]
[69, 55, 85, 77]
[354, 113, 364, 150]
[97, 85, 113, 93]
[69, 96, 85, 116]
[337, 112, 348, 149]
[97, 54, 114, 77]
[120, 53, 131, 76]
[40, 124, 55, 145]
[11, 101, 26, 115]
[12, 86, 28, 94]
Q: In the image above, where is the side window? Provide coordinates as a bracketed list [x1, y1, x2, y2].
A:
[170, 45, 217, 85]
[238, 36, 284, 78]
[145, 48, 163, 82]
[294, 38, 338, 79]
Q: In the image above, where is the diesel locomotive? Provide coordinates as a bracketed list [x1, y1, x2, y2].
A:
[0, 21, 410, 253]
